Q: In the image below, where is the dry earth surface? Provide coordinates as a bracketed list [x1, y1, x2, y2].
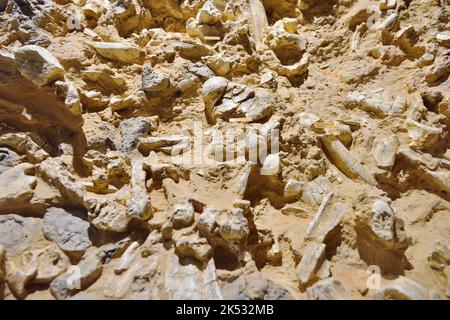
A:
[0, 0, 449, 300]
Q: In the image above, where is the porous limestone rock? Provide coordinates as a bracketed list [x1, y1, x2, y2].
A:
[372, 135, 399, 170]
[295, 241, 326, 289]
[88, 42, 144, 64]
[127, 159, 152, 221]
[217, 208, 249, 242]
[202, 77, 275, 123]
[43, 207, 92, 259]
[307, 278, 353, 300]
[13, 45, 65, 87]
[172, 201, 195, 228]
[305, 193, 347, 243]
[50, 250, 103, 300]
[120, 116, 158, 152]
[175, 235, 213, 262]
[0, 215, 42, 256]
[0, 163, 37, 213]
[141, 65, 171, 95]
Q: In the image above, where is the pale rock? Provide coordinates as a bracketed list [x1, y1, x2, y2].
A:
[295, 241, 326, 289]
[263, 50, 310, 78]
[83, 0, 103, 20]
[106, 154, 131, 187]
[260, 71, 277, 88]
[164, 254, 222, 299]
[217, 208, 249, 241]
[407, 119, 442, 150]
[202, 78, 274, 123]
[438, 96, 450, 118]
[197, 1, 222, 25]
[147, 162, 182, 183]
[248, 0, 269, 53]
[272, 17, 298, 34]
[54, 81, 82, 115]
[425, 54, 450, 84]
[370, 200, 408, 244]
[6, 250, 38, 299]
[89, 42, 144, 64]
[428, 241, 450, 296]
[371, 276, 438, 300]
[13, 45, 65, 87]
[141, 65, 171, 95]
[417, 52, 435, 67]
[0, 148, 21, 175]
[205, 54, 231, 76]
[428, 240, 450, 271]
[50, 250, 103, 300]
[0, 215, 42, 256]
[221, 268, 292, 299]
[109, 93, 143, 111]
[82, 67, 127, 94]
[324, 122, 353, 147]
[393, 26, 419, 53]
[379, 0, 396, 10]
[372, 135, 399, 169]
[201, 76, 229, 109]
[305, 193, 347, 243]
[316, 259, 331, 280]
[281, 205, 309, 217]
[237, 162, 254, 197]
[7, 245, 70, 295]
[91, 193, 130, 232]
[444, 149, 450, 161]
[0, 163, 37, 212]
[127, 159, 152, 221]
[120, 116, 158, 152]
[436, 31, 450, 47]
[299, 111, 321, 128]
[175, 235, 213, 262]
[378, 12, 398, 30]
[266, 27, 307, 53]
[320, 134, 378, 186]
[115, 241, 140, 274]
[32, 244, 70, 285]
[80, 89, 110, 110]
[423, 170, 450, 193]
[137, 136, 190, 155]
[264, 236, 282, 263]
[398, 147, 440, 171]
[244, 89, 275, 121]
[38, 158, 93, 210]
[347, 89, 405, 117]
[172, 202, 195, 228]
[302, 176, 333, 205]
[284, 179, 303, 201]
[172, 40, 213, 61]
[260, 153, 280, 176]
[189, 63, 215, 80]
[307, 277, 353, 300]
[43, 207, 92, 259]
